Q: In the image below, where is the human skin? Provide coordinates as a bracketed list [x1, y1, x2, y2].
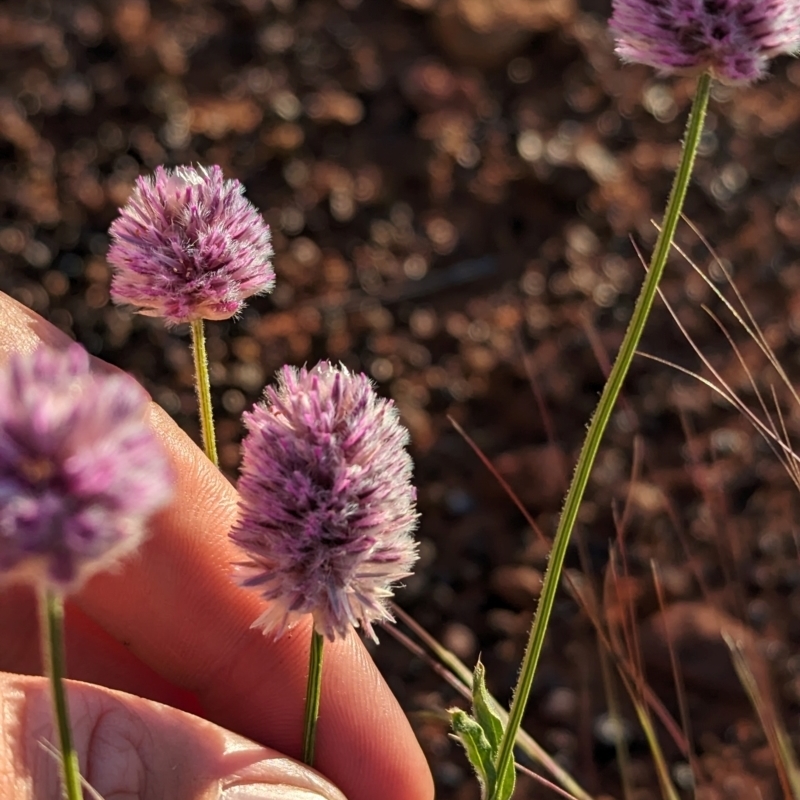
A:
[0, 292, 435, 800]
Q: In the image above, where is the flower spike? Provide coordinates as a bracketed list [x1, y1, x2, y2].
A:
[611, 0, 800, 84]
[231, 362, 419, 642]
[0, 343, 172, 591]
[108, 165, 274, 326]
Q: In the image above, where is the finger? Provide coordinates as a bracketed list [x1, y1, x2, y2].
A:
[0, 672, 346, 800]
[0, 293, 434, 800]
[0, 584, 201, 713]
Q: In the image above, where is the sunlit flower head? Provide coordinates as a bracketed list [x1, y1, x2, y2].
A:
[611, 0, 800, 84]
[108, 165, 274, 326]
[231, 362, 419, 642]
[0, 344, 173, 591]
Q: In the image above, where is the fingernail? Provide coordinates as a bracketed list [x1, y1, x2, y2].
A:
[216, 741, 346, 800]
[222, 785, 328, 799]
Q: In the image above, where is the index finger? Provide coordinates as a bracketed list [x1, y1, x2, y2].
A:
[0, 293, 434, 800]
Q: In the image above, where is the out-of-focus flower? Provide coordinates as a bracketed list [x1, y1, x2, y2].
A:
[231, 362, 419, 642]
[108, 165, 274, 326]
[610, 0, 800, 84]
[0, 344, 173, 591]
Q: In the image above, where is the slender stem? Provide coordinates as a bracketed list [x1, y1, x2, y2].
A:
[40, 589, 83, 800]
[302, 629, 325, 766]
[490, 71, 713, 799]
[190, 318, 218, 467]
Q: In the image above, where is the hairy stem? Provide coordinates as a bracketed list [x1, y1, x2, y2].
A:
[302, 629, 325, 766]
[190, 318, 219, 467]
[40, 589, 84, 800]
[490, 71, 713, 799]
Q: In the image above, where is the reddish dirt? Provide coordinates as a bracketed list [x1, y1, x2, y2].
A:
[3, 1, 800, 797]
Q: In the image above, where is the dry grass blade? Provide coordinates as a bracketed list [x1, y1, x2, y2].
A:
[391, 602, 472, 686]
[39, 739, 105, 800]
[604, 506, 682, 800]
[599, 536, 634, 800]
[384, 621, 474, 697]
[592, 449, 646, 800]
[517, 330, 561, 450]
[644, 221, 800, 487]
[607, 520, 645, 696]
[513, 761, 584, 800]
[447, 416, 689, 755]
[606, 544, 681, 800]
[768, 383, 800, 490]
[577, 311, 637, 422]
[724, 634, 800, 800]
[627, 688, 682, 800]
[617, 437, 645, 540]
[388, 605, 599, 800]
[445, 413, 695, 798]
[638, 329, 798, 486]
[640, 221, 800, 798]
[446, 415, 549, 544]
[651, 561, 700, 791]
[673, 406, 748, 619]
[681, 215, 800, 412]
[597, 626, 634, 800]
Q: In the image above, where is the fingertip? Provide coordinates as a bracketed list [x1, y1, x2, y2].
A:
[195, 623, 434, 800]
[0, 293, 72, 357]
[316, 634, 435, 800]
[0, 292, 435, 800]
[0, 673, 348, 800]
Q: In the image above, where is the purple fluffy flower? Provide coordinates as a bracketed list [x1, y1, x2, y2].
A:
[0, 344, 173, 591]
[231, 362, 419, 642]
[611, 0, 800, 84]
[108, 165, 274, 326]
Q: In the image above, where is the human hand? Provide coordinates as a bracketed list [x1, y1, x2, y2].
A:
[0, 292, 434, 800]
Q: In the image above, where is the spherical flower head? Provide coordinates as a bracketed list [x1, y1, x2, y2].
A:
[108, 165, 275, 326]
[610, 0, 800, 84]
[231, 362, 419, 642]
[0, 344, 173, 592]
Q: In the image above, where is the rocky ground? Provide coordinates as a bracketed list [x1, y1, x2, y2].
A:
[3, 0, 800, 797]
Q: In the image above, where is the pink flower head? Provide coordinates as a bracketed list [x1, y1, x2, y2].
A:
[611, 0, 800, 84]
[0, 344, 173, 592]
[108, 165, 275, 326]
[231, 362, 419, 642]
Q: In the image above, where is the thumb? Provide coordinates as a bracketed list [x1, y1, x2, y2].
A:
[0, 672, 347, 800]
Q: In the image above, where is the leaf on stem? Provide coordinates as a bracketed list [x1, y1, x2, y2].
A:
[450, 708, 497, 797]
[449, 660, 516, 800]
[472, 661, 503, 754]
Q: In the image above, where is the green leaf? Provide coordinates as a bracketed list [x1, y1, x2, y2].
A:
[493, 756, 517, 800]
[471, 660, 504, 756]
[450, 708, 496, 797]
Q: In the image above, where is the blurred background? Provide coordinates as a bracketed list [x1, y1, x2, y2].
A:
[3, 0, 800, 797]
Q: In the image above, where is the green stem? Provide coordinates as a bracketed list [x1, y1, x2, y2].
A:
[40, 589, 83, 800]
[490, 71, 713, 799]
[190, 318, 218, 467]
[302, 630, 325, 766]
